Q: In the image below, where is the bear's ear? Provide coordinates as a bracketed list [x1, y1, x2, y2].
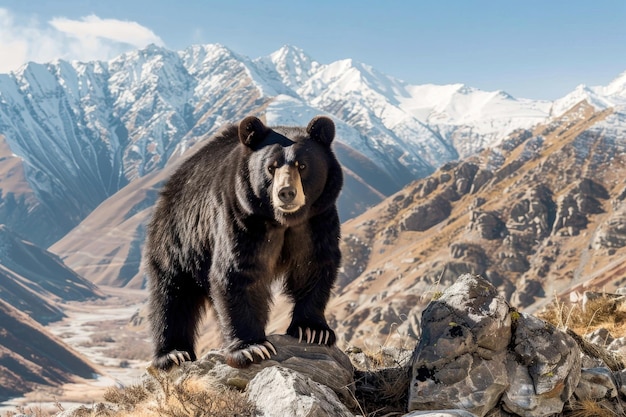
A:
[306, 116, 335, 146]
[239, 116, 269, 147]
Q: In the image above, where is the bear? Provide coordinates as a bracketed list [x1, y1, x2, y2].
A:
[144, 115, 343, 370]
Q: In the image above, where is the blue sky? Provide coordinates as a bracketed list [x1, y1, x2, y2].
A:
[1, 1, 625, 100]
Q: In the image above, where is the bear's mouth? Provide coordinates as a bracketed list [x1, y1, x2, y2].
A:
[277, 204, 302, 213]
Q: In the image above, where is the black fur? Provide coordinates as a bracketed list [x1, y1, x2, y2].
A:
[145, 116, 343, 369]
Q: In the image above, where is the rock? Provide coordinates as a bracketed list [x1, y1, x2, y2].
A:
[469, 211, 507, 240]
[421, 177, 440, 198]
[408, 274, 511, 417]
[449, 243, 488, 271]
[607, 336, 626, 356]
[400, 195, 452, 232]
[505, 184, 555, 239]
[470, 169, 493, 194]
[247, 366, 355, 417]
[176, 334, 356, 408]
[509, 277, 544, 307]
[592, 206, 626, 249]
[583, 329, 616, 366]
[502, 313, 581, 416]
[553, 178, 608, 236]
[453, 162, 479, 196]
[615, 369, 626, 397]
[574, 367, 618, 400]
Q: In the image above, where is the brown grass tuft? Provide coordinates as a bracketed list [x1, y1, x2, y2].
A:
[539, 295, 626, 338]
[566, 398, 620, 417]
[101, 370, 256, 417]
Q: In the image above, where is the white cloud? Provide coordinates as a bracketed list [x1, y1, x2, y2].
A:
[50, 14, 163, 49]
[0, 8, 165, 73]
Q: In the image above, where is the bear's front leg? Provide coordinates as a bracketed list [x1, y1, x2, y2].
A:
[284, 212, 340, 346]
[285, 293, 337, 347]
[211, 271, 277, 368]
[284, 248, 338, 347]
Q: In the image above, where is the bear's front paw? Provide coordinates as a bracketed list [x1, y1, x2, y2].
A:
[287, 325, 336, 346]
[225, 341, 277, 368]
[152, 350, 192, 370]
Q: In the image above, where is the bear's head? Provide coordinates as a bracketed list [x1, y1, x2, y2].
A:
[238, 116, 341, 226]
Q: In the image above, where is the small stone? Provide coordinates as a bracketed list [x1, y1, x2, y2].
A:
[574, 367, 618, 400]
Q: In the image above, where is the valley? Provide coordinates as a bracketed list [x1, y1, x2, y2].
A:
[0, 287, 150, 413]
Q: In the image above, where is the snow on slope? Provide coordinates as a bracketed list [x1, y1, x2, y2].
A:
[1, 42, 626, 248]
[552, 71, 626, 117]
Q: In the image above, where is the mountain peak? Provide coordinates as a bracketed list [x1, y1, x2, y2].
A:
[604, 70, 626, 97]
[271, 44, 309, 60]
[254, 44, 320, 91]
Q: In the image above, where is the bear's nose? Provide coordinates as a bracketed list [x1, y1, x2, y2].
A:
[278, 186, 297, 204]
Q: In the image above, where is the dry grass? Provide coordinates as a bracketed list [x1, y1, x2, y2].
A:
[351, 345, 411, 417]
[539, 295, 626, 339]
[98, 369, 256, 417]
[354, 367, 409, 417]
[1, 404, 61, 417]
[566, 398, 621, 417]
[1, 371, 256, 417]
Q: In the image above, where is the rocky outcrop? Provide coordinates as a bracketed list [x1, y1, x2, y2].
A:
[468, 210, 507, 240]
[408, 274, 623, 417]
[247, 367, 354, 417]
[593, 204, 626, 249]
[409, 275, 511, 416]
[506, 184, 556, 239]
[553, 178, 608, 236]
[55, 275, 626, 417]
[400, 195, 452, 232]
[177, 334, 356, 409]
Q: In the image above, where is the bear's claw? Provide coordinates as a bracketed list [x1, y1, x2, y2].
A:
[226, 341, 277, 368]
[297, 327, 331, 344]
[166, 350, 192, 366]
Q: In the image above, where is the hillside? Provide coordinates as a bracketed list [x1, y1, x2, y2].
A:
[0, 298, 98, 403]
[0, 226, 102, 403]
[327, 100, 626, 349]
[0, 225, 102, 324]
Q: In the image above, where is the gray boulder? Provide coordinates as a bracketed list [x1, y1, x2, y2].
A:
[400, 195, 451, 231]
[408, 274, 511, 416]
[502, 313, 581, 416]
[247, 366, 355, 417]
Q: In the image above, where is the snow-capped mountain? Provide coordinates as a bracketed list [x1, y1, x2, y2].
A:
[1, 43, 626, 248]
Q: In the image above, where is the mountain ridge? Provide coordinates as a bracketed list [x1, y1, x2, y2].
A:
[5, 43, 624, 247]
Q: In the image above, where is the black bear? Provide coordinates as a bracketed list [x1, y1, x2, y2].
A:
[145, 115, 343, 369]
